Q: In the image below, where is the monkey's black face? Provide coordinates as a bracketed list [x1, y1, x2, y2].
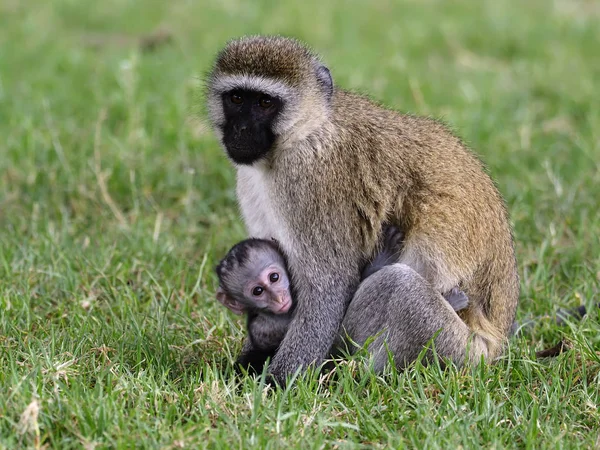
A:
[220, 89, 282, 165]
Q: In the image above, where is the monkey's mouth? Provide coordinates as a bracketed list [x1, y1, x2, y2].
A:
[275, 296, 292, 314]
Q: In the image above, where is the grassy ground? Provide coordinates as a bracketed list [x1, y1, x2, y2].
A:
[1, 0, 599, 448]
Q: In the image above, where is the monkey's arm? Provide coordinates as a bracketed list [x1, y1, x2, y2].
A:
[267, 242, 361, 385]
[236, 313, 293, 376]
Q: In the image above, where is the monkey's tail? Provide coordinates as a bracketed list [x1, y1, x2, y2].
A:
[464, 255, 520, 360]
[511, 302, 599, 336]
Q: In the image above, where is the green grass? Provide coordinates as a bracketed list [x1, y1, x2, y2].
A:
[1, 0, 599, 448]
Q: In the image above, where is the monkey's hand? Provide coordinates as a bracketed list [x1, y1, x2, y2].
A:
[361, 225, 404, 280]
[381, 225, 405, 253]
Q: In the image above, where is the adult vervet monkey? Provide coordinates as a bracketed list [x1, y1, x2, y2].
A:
[206, 35, 519, 385]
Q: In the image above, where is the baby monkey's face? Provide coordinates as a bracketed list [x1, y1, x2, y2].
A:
[216, 244, 293, 316]
[243, 263, 292, 314]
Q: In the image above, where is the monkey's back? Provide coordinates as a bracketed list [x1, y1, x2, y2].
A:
[329, 89, 519, 354]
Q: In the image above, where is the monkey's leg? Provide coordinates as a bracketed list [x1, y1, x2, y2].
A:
[235, 338, 275, 376]
[394, 196, 519, 359]
[363, 225, 469, 312]
[340, 264, 489, 372]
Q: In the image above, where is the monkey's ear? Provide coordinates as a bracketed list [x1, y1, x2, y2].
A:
[216, 287, 247, 315]
[316, 64, 333, 102]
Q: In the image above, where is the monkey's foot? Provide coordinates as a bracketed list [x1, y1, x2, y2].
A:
[443, 287, 469, 312]
[235, 351, 273, 377]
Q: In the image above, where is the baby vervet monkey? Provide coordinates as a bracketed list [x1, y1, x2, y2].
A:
[215, 227, 468, 367]
[215, 238, 293, 356]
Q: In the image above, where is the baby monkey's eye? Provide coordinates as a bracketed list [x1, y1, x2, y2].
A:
[259, 95, 273, 108]
[252, 286, 264, 296]
[230, 92, 243, 104]
[269, 273, 279, 283]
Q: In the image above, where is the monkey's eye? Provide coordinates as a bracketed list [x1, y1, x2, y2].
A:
[230, 92, 243, 105]
[269, 273, 279, 283]
[259, 95, 273, 108]
[252, 286, 264, 296]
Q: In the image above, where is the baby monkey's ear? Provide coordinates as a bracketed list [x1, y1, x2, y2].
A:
[216, 287, 247, 315]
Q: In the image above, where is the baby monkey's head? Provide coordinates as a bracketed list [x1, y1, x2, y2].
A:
[216, 239, 292, 315]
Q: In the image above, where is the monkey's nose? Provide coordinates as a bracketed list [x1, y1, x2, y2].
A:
[276, 296, 292, 313]
[234, 123, 248, 133]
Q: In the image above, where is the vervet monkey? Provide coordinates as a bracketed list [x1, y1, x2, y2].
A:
[206, 36, 519, 384]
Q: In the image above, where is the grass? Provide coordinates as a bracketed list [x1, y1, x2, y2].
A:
[1, 0, 599, 447]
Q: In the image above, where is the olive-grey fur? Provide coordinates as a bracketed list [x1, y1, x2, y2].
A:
[206, 35, 519, 384]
